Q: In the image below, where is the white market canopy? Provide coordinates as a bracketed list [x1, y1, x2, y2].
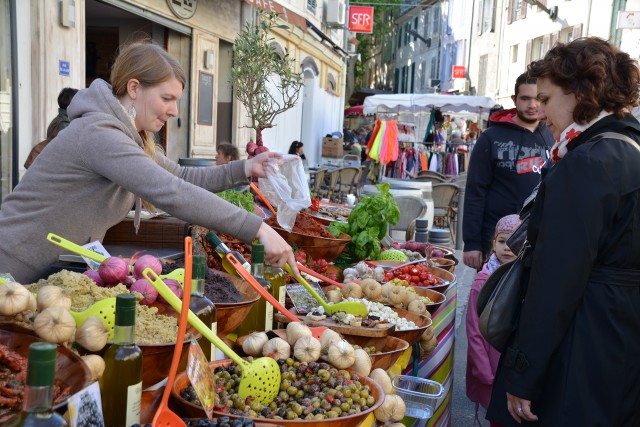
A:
[363, 93, 497, 115]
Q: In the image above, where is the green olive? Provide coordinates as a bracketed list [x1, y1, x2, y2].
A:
[287, 386, 298, 396]
[366, 396, 375, 406]
[326, 410, 338, 419]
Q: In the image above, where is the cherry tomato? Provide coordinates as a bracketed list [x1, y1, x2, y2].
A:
[410, 267, 420, 275]
[411, 275, 420, 283]
[419, 272, 429, 281]
[384, 273, 394, 282]
[401, 266, 409, 274]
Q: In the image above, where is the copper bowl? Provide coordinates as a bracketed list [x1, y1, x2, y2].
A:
[343, 335, 409, 371]
[388, 307, 433, 347]
[170, 359, 385, 425]
[237, 329, 409, 372]
[214, 271, 261, 337]
[0, 325, 92, 423]
[271, 225, 351, 263]
[412, 287, 447, 314]
[429, 257, 456, 272]
[417, 265, 456, 294]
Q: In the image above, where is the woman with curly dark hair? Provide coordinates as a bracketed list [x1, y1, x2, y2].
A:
[486, 37, 640, 426]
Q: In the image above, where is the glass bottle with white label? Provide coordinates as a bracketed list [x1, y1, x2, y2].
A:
[236, 243, 273, 335]
[101, 293, 142, 427]
[189, 254, 217, 361]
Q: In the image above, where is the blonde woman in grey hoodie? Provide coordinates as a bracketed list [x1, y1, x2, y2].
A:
[0, 42, 299, 283]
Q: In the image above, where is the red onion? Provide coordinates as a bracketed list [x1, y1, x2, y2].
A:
[130, 278, 159, 305]
[98, 256, 129, 284]
[133, 255, 162, 280]
[83, 269, 104, 287]
[157, 279, 183, 304]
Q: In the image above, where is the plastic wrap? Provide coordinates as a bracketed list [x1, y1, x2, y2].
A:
[258, 155, 311, 231]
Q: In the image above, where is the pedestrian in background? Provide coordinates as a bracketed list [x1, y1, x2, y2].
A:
[25, 87, 79, 169]
[487, 37, 640, 426]
[466, 214, 521, 427]
[462, 72, 554, 270]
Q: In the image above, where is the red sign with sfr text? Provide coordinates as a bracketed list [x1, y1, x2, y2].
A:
[349, 6, 374, 33]
[452, 65, 466, 79]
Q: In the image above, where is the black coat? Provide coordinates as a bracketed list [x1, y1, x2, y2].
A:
[487, 114, 640, 426]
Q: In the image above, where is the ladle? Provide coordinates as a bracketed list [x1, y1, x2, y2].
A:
[283, 264, 368, 316]
[152, 237, 193, 427]
[224, 253, 327, 338]
[143, 268, 281, 405]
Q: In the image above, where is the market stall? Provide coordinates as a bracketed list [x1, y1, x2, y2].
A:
[0, 179, 457, 426]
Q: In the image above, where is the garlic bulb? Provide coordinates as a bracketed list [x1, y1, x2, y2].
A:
[360, 279, 382, 301]
[351, 348, 372, 376]
[381, 282, 395, 299]
[341, 282, 362, 299]
[36, 285, 72, 312]
[374, 267, 385, 282]
[403, 290, 418, 307]
[34, 306, 76, 343]
[320, 328, 342, 354]
[262, 337, 291, 360]
[327, 340, 355, 369]
[420, 335, 438, 354]
[408, 299, 427, 315]
[286, 322, 312, 346]
[293, 336, 321, 363]
[326, 289, 342, 304]
[370, 368, 393, 394]
[81, 354, 106, 382]
[421, 326, 434, 343]
[26, 292, 37, 312]
[388, 286, 407, 305]
[242, 331, 269, 357]
[0, 282, 32, 316]
[75, 316, 109, 352]
[374, 394, 406, 422]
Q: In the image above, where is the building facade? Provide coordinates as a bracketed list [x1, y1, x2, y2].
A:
[0, 0, 348, 198]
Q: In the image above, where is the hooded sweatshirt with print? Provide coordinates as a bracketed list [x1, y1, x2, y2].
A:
[462, 109, 553, 255]
[0, 79, 262, 283]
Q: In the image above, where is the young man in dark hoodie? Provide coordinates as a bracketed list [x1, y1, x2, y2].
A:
[462, 72, 554, 270]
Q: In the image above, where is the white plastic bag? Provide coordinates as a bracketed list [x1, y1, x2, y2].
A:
[258, 155, 311, 231]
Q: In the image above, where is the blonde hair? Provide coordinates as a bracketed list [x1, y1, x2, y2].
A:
[110, 41, 186, 160]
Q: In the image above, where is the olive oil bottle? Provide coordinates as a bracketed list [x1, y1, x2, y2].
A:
[264, 264, 286, 329]
[7, 342, 68, 426]
[205, 232, 250, 276]
[189, 254, 217, 361]
[236, 244, 273, 335]
[101, 293, 143, 427]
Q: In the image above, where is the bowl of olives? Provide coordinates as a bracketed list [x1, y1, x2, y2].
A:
[170, 358, 384, 426]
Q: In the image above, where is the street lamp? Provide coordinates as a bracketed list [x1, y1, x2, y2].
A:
[523, 0, 558, 20]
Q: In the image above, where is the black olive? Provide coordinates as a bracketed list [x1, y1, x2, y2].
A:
[261, 407, 271, 417]
[312, 408, 324, 415]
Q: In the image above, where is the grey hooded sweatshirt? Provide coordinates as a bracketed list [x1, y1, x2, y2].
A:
[0, 79, 262, 283]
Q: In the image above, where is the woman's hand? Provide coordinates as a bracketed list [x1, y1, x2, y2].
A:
[463, 250, 484, 270]
[244, 151, 282, 178]
[255, 222, 300, 276]
[507, 393, 538, 423]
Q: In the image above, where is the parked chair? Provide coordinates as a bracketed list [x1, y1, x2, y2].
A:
[342, 154, 361, 167]
[312, 168, 327, 198]
[432, 183, 460, 241]
[412, 175, 446, 184]
[332, 167, 360, 203]
[323, 168, 341, 201]
[418, 170, 447, 180]
[388, 196, 428, 242]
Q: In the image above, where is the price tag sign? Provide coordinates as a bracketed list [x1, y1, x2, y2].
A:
[82, 241, 110, 270]
[187, 340, 216, 419]
[67, 382, 105, 427]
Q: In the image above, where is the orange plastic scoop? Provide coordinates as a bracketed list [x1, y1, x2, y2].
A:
[250, 182, 277, 216]
[152, 237, 193, 427]
[225, 253, 327, 338]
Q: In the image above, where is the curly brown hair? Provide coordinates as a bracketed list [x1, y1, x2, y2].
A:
[527, 37, 640, 124]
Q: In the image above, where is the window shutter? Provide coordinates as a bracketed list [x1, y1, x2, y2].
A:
[507, 0, 513, 24]
[573, 23, 583, 38]
[550, 31, 559, 49]
[542, 33, 550, 55]
[526, 39, 532, 64]
[520, 0, 527, 19]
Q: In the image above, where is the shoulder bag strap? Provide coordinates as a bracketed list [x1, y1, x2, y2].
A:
[597, 132, 640, 152]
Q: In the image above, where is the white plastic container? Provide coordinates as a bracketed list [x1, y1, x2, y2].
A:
[392, 375, 444, 420]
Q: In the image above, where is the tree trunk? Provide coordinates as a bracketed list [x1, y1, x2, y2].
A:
[256, 127, 264, 146]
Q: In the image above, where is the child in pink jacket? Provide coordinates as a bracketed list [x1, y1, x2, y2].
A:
[465, 214, 521, 426]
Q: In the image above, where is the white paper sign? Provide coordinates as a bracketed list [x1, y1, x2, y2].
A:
[82, 241, 111, 270]
[67, 382, 105, 427]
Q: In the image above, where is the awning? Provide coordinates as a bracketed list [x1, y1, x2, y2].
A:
[363, 93, 497, 115]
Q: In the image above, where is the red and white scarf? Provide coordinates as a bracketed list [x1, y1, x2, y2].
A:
[550, 110, 612, 163]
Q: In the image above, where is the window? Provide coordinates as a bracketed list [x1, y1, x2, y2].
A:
[430, 57, 437, 80]
[432, 6, 440, 34]
[424, 9, 431, 36]
[479, 0, 496, 34]
[512, 0, 522, 22]
[307, 0, 316, 14]
[398, 28, 403, 48]
[411, 62, 416, 93]
[560, 27, 574, 43]
[405, 23, 411, 45]
[394, 68, 400, 93]
[420, 61, 426, 89]
[531, 36, 544, 61]
[511, 44, 519, 63]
